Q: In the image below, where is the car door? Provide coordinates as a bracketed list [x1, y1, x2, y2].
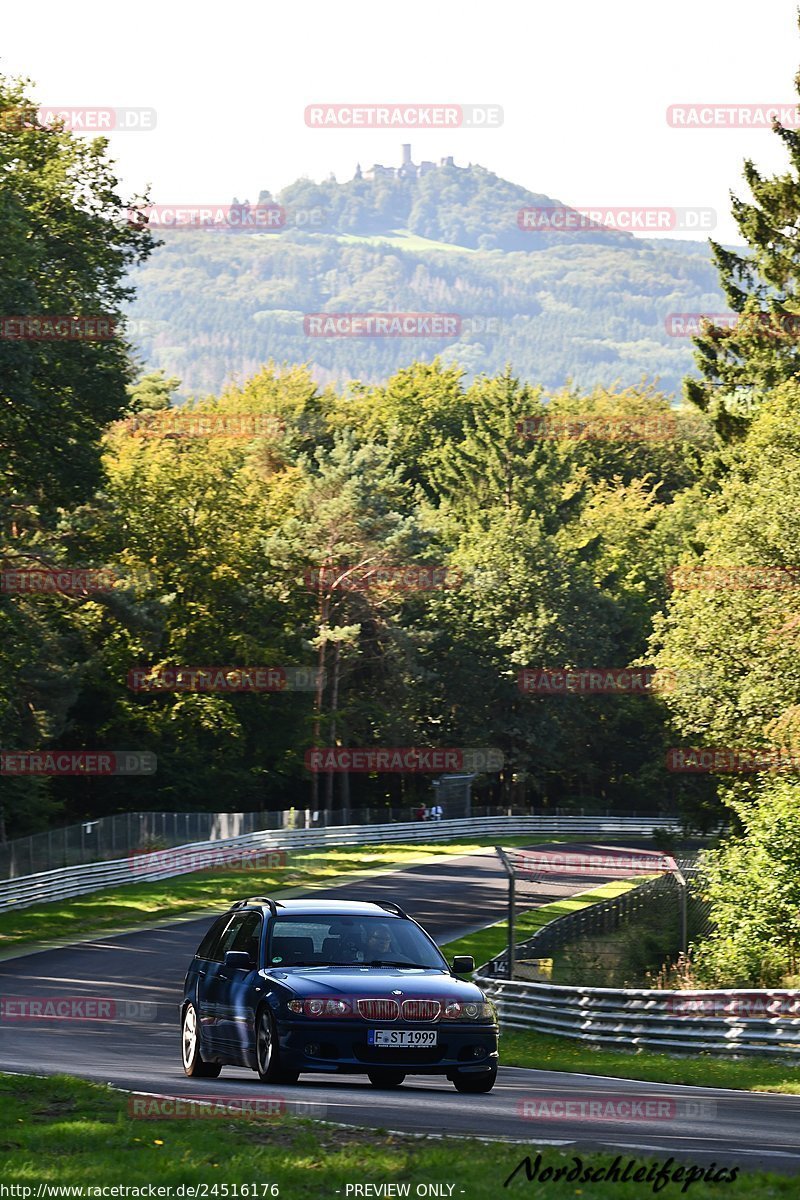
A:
[203, 911, 263, 1062]
[191, 914, 234, 1054]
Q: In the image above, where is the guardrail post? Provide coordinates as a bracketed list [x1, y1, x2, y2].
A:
[495, 846, 516, 980]
[672, 864, 688, 955]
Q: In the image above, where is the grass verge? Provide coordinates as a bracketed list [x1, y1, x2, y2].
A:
[498, 1029, 800, 1097]
[0, 1073, 788, 1195]
[442, 877, 642, 964]
[441, 885, 800, 1097]
[0, 834, 580, 953]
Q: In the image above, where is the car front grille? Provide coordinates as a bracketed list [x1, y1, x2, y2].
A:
[401, 999, 441, 1021]
[357, 998, 400, 1021]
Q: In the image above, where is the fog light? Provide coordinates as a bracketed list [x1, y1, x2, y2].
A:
[472, 1046, 486, 1058]
[304, 1043, 320, 1056]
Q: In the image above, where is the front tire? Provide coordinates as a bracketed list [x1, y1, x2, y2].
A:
[452, 1066, 497, 1093]
[367, 1070, 406, 1088]
[255, 1006, 298, 1083]
[182, 1003, 221, 1078]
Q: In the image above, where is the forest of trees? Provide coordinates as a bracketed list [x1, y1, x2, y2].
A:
[3, 60, 800, 986]
[1, 354, 718, 832]
[127, 167, 723, 398]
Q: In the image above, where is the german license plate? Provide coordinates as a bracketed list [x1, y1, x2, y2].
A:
[368, 1029, 437, 1048]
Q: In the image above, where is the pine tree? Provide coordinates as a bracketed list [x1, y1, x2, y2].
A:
[686, 43, 800, 440]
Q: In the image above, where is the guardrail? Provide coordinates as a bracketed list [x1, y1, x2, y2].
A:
[0, 814, 682, 913]
[476, 973, 800, 1056]
[0, 805, 680, 878]
[489, 867, 701, 966]
[476, 871, 800, 1058]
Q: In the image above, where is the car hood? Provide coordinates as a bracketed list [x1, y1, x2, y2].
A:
[260, 965, 486, 1002]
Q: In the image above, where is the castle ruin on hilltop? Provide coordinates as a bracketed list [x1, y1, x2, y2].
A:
[354, 144, 459, 181]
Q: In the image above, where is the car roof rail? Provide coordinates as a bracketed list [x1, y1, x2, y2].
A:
[228, 896, 283, 918]
[375, 901, 408, 918]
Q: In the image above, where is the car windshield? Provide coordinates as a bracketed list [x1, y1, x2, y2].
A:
[266, 915, 445, 969]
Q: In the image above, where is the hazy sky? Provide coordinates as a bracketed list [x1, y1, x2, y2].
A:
[3, 0, 799, 243]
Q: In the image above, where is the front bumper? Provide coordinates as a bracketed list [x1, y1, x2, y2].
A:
[277, 1018, 499, 1075]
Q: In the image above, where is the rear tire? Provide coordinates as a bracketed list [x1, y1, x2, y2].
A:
[182, 1003, 221, 1078]
[452, 1066, 497, 1093]
[367, 1070, 406, 1088]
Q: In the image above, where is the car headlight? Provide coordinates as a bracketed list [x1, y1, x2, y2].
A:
[288, 998, 350, 1017]
[442, 1000, 495, 1021]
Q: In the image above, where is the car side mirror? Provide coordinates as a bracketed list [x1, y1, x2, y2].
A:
[451, 955, 475, 974]
[224, 950, 255, 970]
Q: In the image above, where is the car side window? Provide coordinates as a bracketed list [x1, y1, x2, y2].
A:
[229, 911, 262, 964]
[195, 915, 229, 961]
[214, 914, 248, 961]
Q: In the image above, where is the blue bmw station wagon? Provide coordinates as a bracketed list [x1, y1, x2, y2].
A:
[181, 896, 499, 1092]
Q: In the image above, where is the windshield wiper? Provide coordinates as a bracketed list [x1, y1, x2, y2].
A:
[366, 960, 431, 969]
[275, 961, 338, 967]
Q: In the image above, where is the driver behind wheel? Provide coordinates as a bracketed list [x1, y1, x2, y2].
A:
[364, 925, 393, 959]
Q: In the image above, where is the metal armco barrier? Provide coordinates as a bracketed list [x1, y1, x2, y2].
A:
[0, 814, 682, 912]
[476, 973, 800, 1057]
[476, 870, 799, 1058]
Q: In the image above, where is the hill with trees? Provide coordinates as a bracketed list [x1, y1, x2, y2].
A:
[125, 156, 725, 398]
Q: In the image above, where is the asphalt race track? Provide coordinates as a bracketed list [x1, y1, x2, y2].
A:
[1, 842, 799, 1173]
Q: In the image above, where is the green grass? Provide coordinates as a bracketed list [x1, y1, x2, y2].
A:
[440, 884, 800, 1095]
[499, 1029, 800, 1096]
[442, 877, 643, 965]
[0, 834, 578, 954]
[251, 226, 474, 253]
[440, 885, 800, 1097]
[335, 227, 476, 254]
[0, 1073, 790, 1194]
